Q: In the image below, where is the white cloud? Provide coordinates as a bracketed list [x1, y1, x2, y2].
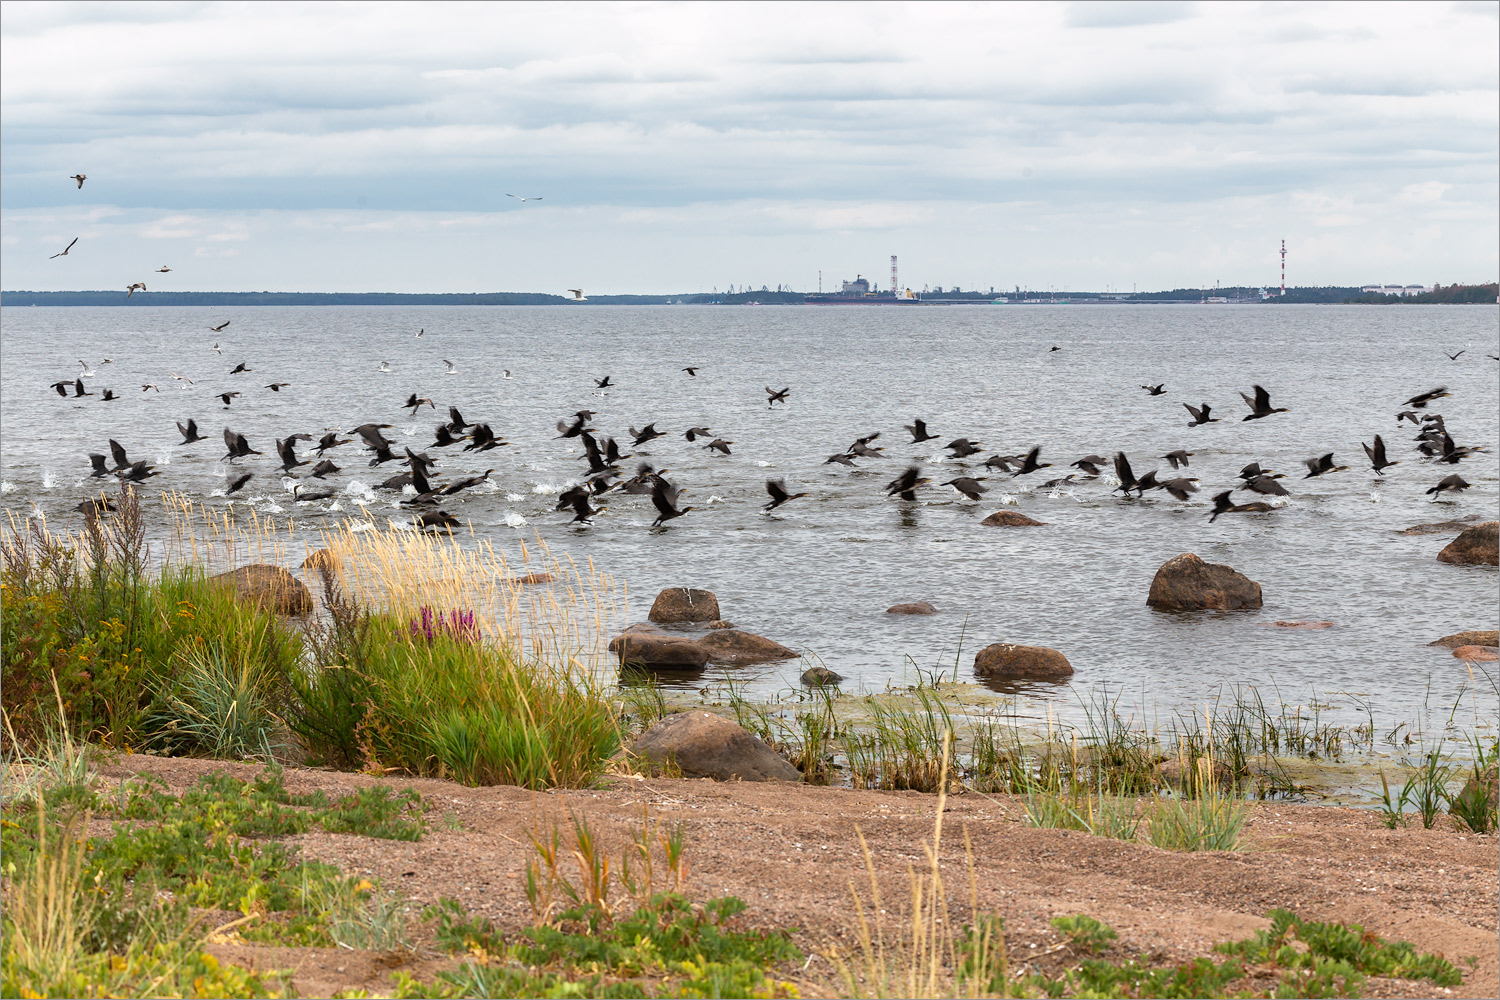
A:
[0, 0, 1494, 290]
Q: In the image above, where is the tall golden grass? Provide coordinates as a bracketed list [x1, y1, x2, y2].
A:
[157, 490, 627, 679]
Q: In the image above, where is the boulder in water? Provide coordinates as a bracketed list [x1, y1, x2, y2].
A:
[648, 587, 721, 623]
[800, 666, 844, 687]
[695, 629, 798, 664]
[1146, 553, 1262, 611]
[887, 601, 938, 615]
[981, 511, 1046, 527]
[1430, 630, 1500, 649]
[1437, 521, 1498, 566]
[609, 633, 709, 669]
[973, 642, 1073, 681]
[1452, 645, 1499, 662]
[632, 711, 801, 782]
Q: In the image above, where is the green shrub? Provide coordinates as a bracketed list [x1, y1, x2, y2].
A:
[292, 611, 620, 788]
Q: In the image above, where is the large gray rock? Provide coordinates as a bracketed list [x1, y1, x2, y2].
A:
[1146, 553, 1262, 611]
[632, 712, 801, 782]
[210, 564, 313, 617]
[648, 587, 721, 623]
[973, 643, 1073, 681]
[1437, 521, 1499, 566]
[695, 629, 798, 663]
[608, 633, 709, 669]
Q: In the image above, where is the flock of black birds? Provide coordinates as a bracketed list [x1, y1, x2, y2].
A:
[52, 338, 1488, 532]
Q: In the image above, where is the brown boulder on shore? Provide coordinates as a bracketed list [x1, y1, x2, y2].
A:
[210, 564, 313, 616]
[632, 712, 801, 782]
[974, 642, 1073, 681]
[1437, 521, 1499, 566]
[695, 629, 798, 663]
[981, 510, 1046, 527]
[887, 601, 938, 615]
[1430, 630, 1500, 649]
[1147, 553, 1262, 611]
[649, 587, 721, 623]
[608, 633, 709, 669]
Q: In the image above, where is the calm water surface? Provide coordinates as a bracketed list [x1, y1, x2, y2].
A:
[2, 304, 1497, 738]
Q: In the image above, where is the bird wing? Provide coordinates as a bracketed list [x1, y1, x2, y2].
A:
[1253, 385, 1271, 410]
[108, 439, 128, 467]
[1114, 452, 1134, 485]
[650, 484, 676, 517]
[766, 479, 787, 502]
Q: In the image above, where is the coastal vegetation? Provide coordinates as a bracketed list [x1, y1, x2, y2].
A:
[2, 487, 1494, 997]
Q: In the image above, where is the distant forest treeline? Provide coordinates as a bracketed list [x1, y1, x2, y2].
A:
[1340, 283, 1499, 305]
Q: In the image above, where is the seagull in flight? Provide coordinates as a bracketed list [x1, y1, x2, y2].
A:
[1445, 349, 1466, 361]
[567, 288, 587, 301]
[70, 174, 86, 189]
[377, 361, 392, 374]
[50, 237, 79, 259]
[126, 282, 147, 297]
[209, 321, 231, 333]
[78, 359, 96, 377]
[442, 359, 459, 375]
[506, 194, 543, 202]
[415, 328, 424, 338]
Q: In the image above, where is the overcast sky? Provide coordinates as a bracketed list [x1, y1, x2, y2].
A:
[2, 0, 1496, 293]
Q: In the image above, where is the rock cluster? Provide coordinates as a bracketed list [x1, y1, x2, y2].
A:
[612, 589, 797, 670]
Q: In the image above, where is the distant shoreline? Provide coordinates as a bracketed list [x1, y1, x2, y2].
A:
[2, 285, 1494, 307]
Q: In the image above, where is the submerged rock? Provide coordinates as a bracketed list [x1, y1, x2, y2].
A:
[1271, 620, 1334, 629]
[1437, 521, 1499, 566]
[973, 642, 1073, 681]
[210, 564, 313, 617]
[1430, 630, 1500, 649]
[649, 587, 721, 623]
[695, 629, 798, 664]
[800, 666, 844, 687]
[981, 510, 1046, 527]
[887, 601, 938, 615]
[632, 711, 801, 782]
[1146, 553, 1262, 611]
[508, 571, 554, 585]
[1398, 515, 1484, 535]
[1452, 645, 1499, 662]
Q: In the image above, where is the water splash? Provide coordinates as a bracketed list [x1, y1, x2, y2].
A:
[1, 481, 15, 494]
[503, 510, 528, 528]
[348, 520, 376, 533]
[342, 480, 378, 504]
[756, 460, 773, 468]
[505, 492, 525, 502]
[41, 470, 56, 489]
[532, 482, 560, 495]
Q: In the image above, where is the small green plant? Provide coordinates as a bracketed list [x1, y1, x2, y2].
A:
[1406, 746, 1452, 830]
[1446, 736, 1497, 834]
[1052, 913, 1118, 954]
[1217, 908, 1462, 991]
[1147, 789, 1250, 852]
